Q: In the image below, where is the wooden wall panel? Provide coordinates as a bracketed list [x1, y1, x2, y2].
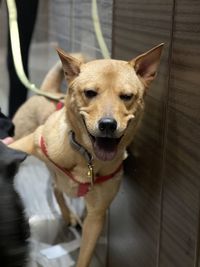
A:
[112, 0, 173, 102]
[109, 1, 173, 266]
[160, 110, 200, 267]
[110, 1, 200, 267]
[168, 0, 200, 123]
[159, 1, 200, 266]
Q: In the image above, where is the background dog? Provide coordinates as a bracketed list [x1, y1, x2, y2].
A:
[13, 53, 86, 140]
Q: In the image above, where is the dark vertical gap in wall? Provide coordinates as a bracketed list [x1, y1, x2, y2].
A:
[156, 0, 176, 266]
[107, 0, 116, 265]
[194, 193, 200, 267]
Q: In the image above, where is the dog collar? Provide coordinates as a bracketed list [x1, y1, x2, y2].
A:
[54, 105, 95, 184]
[68, 130, 92, 163]
[39, 136, 123, 197]
[68, 130, 95, 185]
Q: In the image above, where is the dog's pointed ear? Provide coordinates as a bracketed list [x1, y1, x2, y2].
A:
[130, 43, 164, 87]
[56, 47, 82, 83]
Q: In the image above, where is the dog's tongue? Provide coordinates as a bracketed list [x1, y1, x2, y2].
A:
[93, 137, 118, 161]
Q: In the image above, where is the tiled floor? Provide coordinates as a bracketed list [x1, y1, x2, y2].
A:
[0, 42, 107, 267]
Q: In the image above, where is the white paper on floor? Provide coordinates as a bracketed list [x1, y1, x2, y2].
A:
[40, 245, 67, 259]
[30, 226, 81, 267]
[14, 156, 84, 267]
[30, 241, 75, 267]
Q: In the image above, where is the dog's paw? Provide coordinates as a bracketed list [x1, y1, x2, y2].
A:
[69, 212, 78, 227]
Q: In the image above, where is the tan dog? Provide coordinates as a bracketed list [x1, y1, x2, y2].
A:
[10, 43, 163, 267]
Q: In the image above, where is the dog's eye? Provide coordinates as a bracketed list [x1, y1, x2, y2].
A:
[120, 93, 134, 101]
[84, 89, 98, 99]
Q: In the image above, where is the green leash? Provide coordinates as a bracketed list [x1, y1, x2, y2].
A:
[6, 0, 110, 100]
[91, 0, 111, 59]
[6, 0, 65, 101]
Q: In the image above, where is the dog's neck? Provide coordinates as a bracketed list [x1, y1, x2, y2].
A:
[68, 128, 127, 173]
[68, 130, 92, 164]
[68, 130, 95, 184]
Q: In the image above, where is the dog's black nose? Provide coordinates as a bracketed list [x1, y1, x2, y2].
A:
[98, 118, 117, 134]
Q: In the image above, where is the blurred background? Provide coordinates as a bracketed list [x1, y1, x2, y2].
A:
[0, 1, 200, 267]
[0, 0, 113, 115]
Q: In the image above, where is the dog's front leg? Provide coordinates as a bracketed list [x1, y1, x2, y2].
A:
[76, 179, 121, 267]
[76, 209, 106, 267]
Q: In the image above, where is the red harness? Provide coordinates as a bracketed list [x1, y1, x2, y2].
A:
[56, 101, 64, 111]
[40, 136, 123, 197]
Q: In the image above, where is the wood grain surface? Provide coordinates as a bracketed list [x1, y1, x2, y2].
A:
[108, 0, 200, 267]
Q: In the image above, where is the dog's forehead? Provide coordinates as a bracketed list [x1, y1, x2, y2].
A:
[76, 59, 142, 94]
[79, 59, 138, 84]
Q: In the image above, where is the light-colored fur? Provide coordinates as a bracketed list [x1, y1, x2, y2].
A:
[10, 44, 164, 267]
[13, 53, 86, 140]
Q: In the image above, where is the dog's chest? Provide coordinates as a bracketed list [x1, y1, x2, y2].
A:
[50, 164, 93, 197]
[50, 163, 123, 198]
[36, 130, 124, 197]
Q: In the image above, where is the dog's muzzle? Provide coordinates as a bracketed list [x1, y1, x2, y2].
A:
[98, 117, 117, 137]
[84, 117, 122, 161]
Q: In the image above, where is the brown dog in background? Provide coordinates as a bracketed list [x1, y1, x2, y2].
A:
[13, 53, 85, 140]
[10, 43, 164, 267]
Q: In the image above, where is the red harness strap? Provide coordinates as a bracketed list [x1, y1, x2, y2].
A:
[56, 101, 64, 111]
[40, 136, 123, 197]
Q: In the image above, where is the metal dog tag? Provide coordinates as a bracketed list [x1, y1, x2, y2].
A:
[87, 163, 94, 187]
